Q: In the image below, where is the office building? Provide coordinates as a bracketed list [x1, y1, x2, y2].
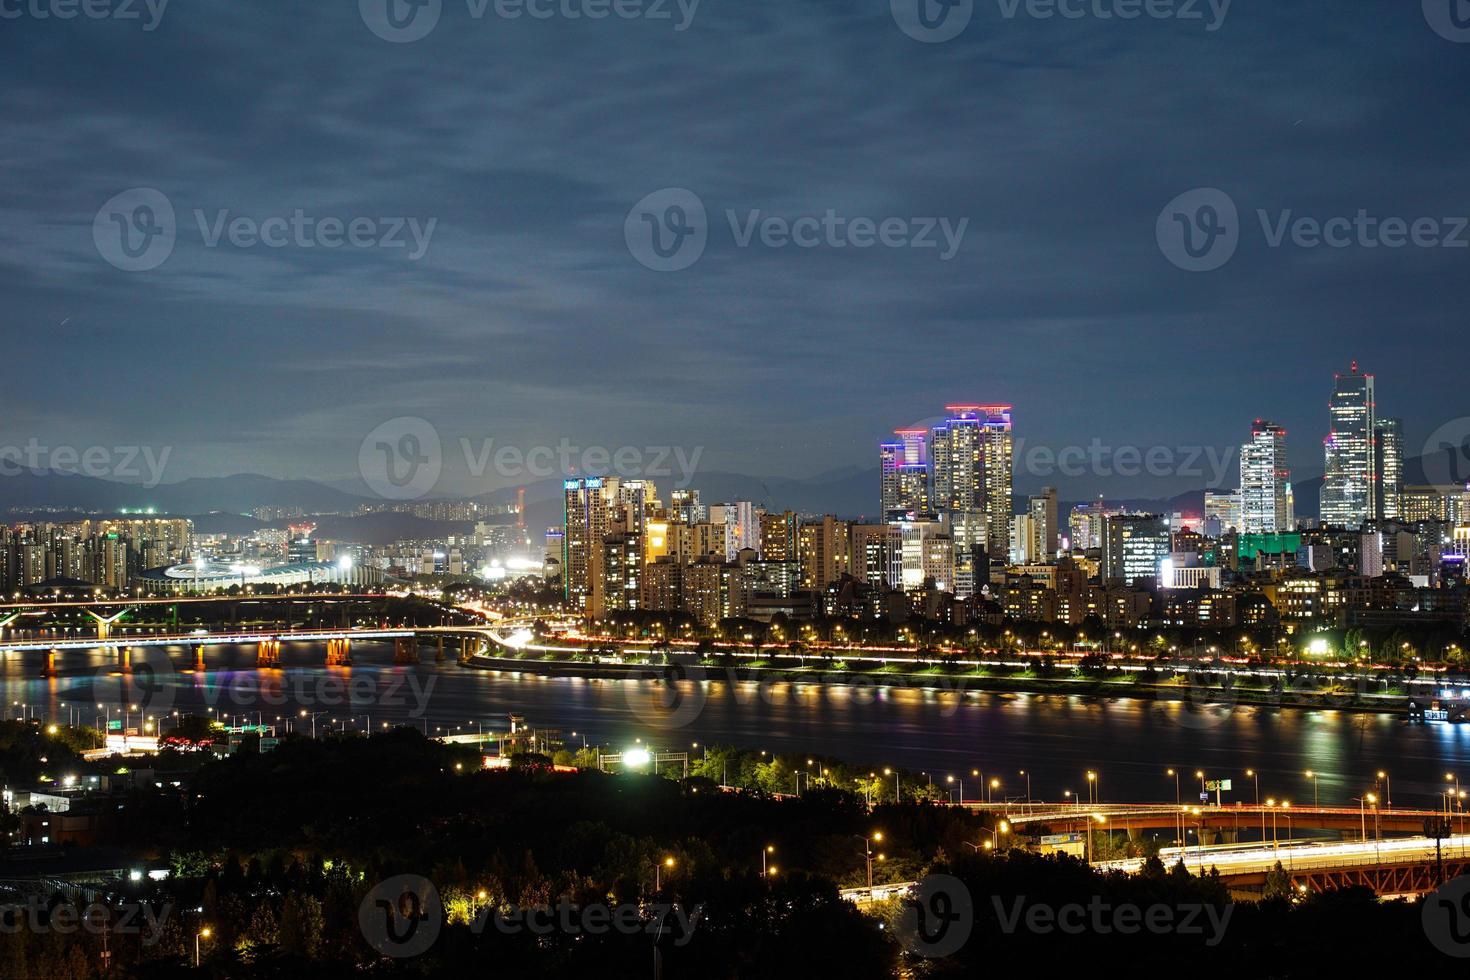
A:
[1320, 362, 1376, 528]
[1241, 420, 1290, 533]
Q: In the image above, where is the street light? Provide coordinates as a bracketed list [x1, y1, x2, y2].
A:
[1304, 770, 1319, 808]
[654, 856, 675, 891]
[195, 926, 212, 967]
[1376, 770, 1391, 807]
[1018, 769, 1032, 803]
[860, 832, 884, 888]
[761, 845, 775, 878]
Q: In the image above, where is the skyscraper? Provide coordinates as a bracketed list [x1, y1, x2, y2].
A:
[931, 404, 1012, 585]
[1375, 417, 1404, 520]
[1241, 420, 1290, 533]
[880, 430, 931, 518]
[563, 477, 619, 614]
[1320, 362, 1376, 528]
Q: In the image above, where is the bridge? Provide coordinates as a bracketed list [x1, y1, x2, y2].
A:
[0, 625, 497, 674]
[1097, 834, 1470, 897]
[966, 801, 1456, 840]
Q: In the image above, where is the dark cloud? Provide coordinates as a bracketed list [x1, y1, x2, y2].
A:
[0, 0, 1464, 496]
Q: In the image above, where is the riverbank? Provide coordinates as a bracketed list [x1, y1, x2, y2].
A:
[465, 652, 1425, 717]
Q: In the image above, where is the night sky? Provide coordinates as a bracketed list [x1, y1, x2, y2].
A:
[3, 0, 1467, 498]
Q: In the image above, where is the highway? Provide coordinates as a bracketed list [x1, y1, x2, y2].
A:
[1096, 833, 1470, 876]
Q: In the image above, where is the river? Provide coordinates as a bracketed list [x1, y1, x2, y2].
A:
[5, 641, 1469, 810]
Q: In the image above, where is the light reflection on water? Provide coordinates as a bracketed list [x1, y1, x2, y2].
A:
[4, 642, 1468, 806]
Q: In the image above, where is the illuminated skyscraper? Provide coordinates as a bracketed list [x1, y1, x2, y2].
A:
[1320, 362, 1376, 528]
[931, 404, 1013, 587]
[1241, 420, 1290, 533]
[880, 429, 931, 518]
[1375, 417, 1404, 520]
[563, 477, 619, 614]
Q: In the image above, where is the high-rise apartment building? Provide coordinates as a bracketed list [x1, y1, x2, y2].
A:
[562, 477, 619, 614]
[1375, 417, 1404, 520]
[880, 429, 931, 518]
[930, 404, 1012, 589]
[1241, 420, 1290, 533]
[797, 515, 850, 590]
[1028, 487, 1058, 559]
[1320, 362, 1377, 528]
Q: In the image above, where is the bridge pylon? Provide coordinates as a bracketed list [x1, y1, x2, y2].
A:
[117, 646, 132, 674]
[42, 649, 57, 677]
[436, 635, 446, 664]
[256, 639, 281, 669]
[394, 636, 419, 665]
[458, 636, 475, 665]
[326, 637, 352, 666]
[83, 607, 131, 641]
[194, 645, 207, 672]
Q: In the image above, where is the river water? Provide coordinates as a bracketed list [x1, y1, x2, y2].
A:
[6, 641, 1470, 809]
